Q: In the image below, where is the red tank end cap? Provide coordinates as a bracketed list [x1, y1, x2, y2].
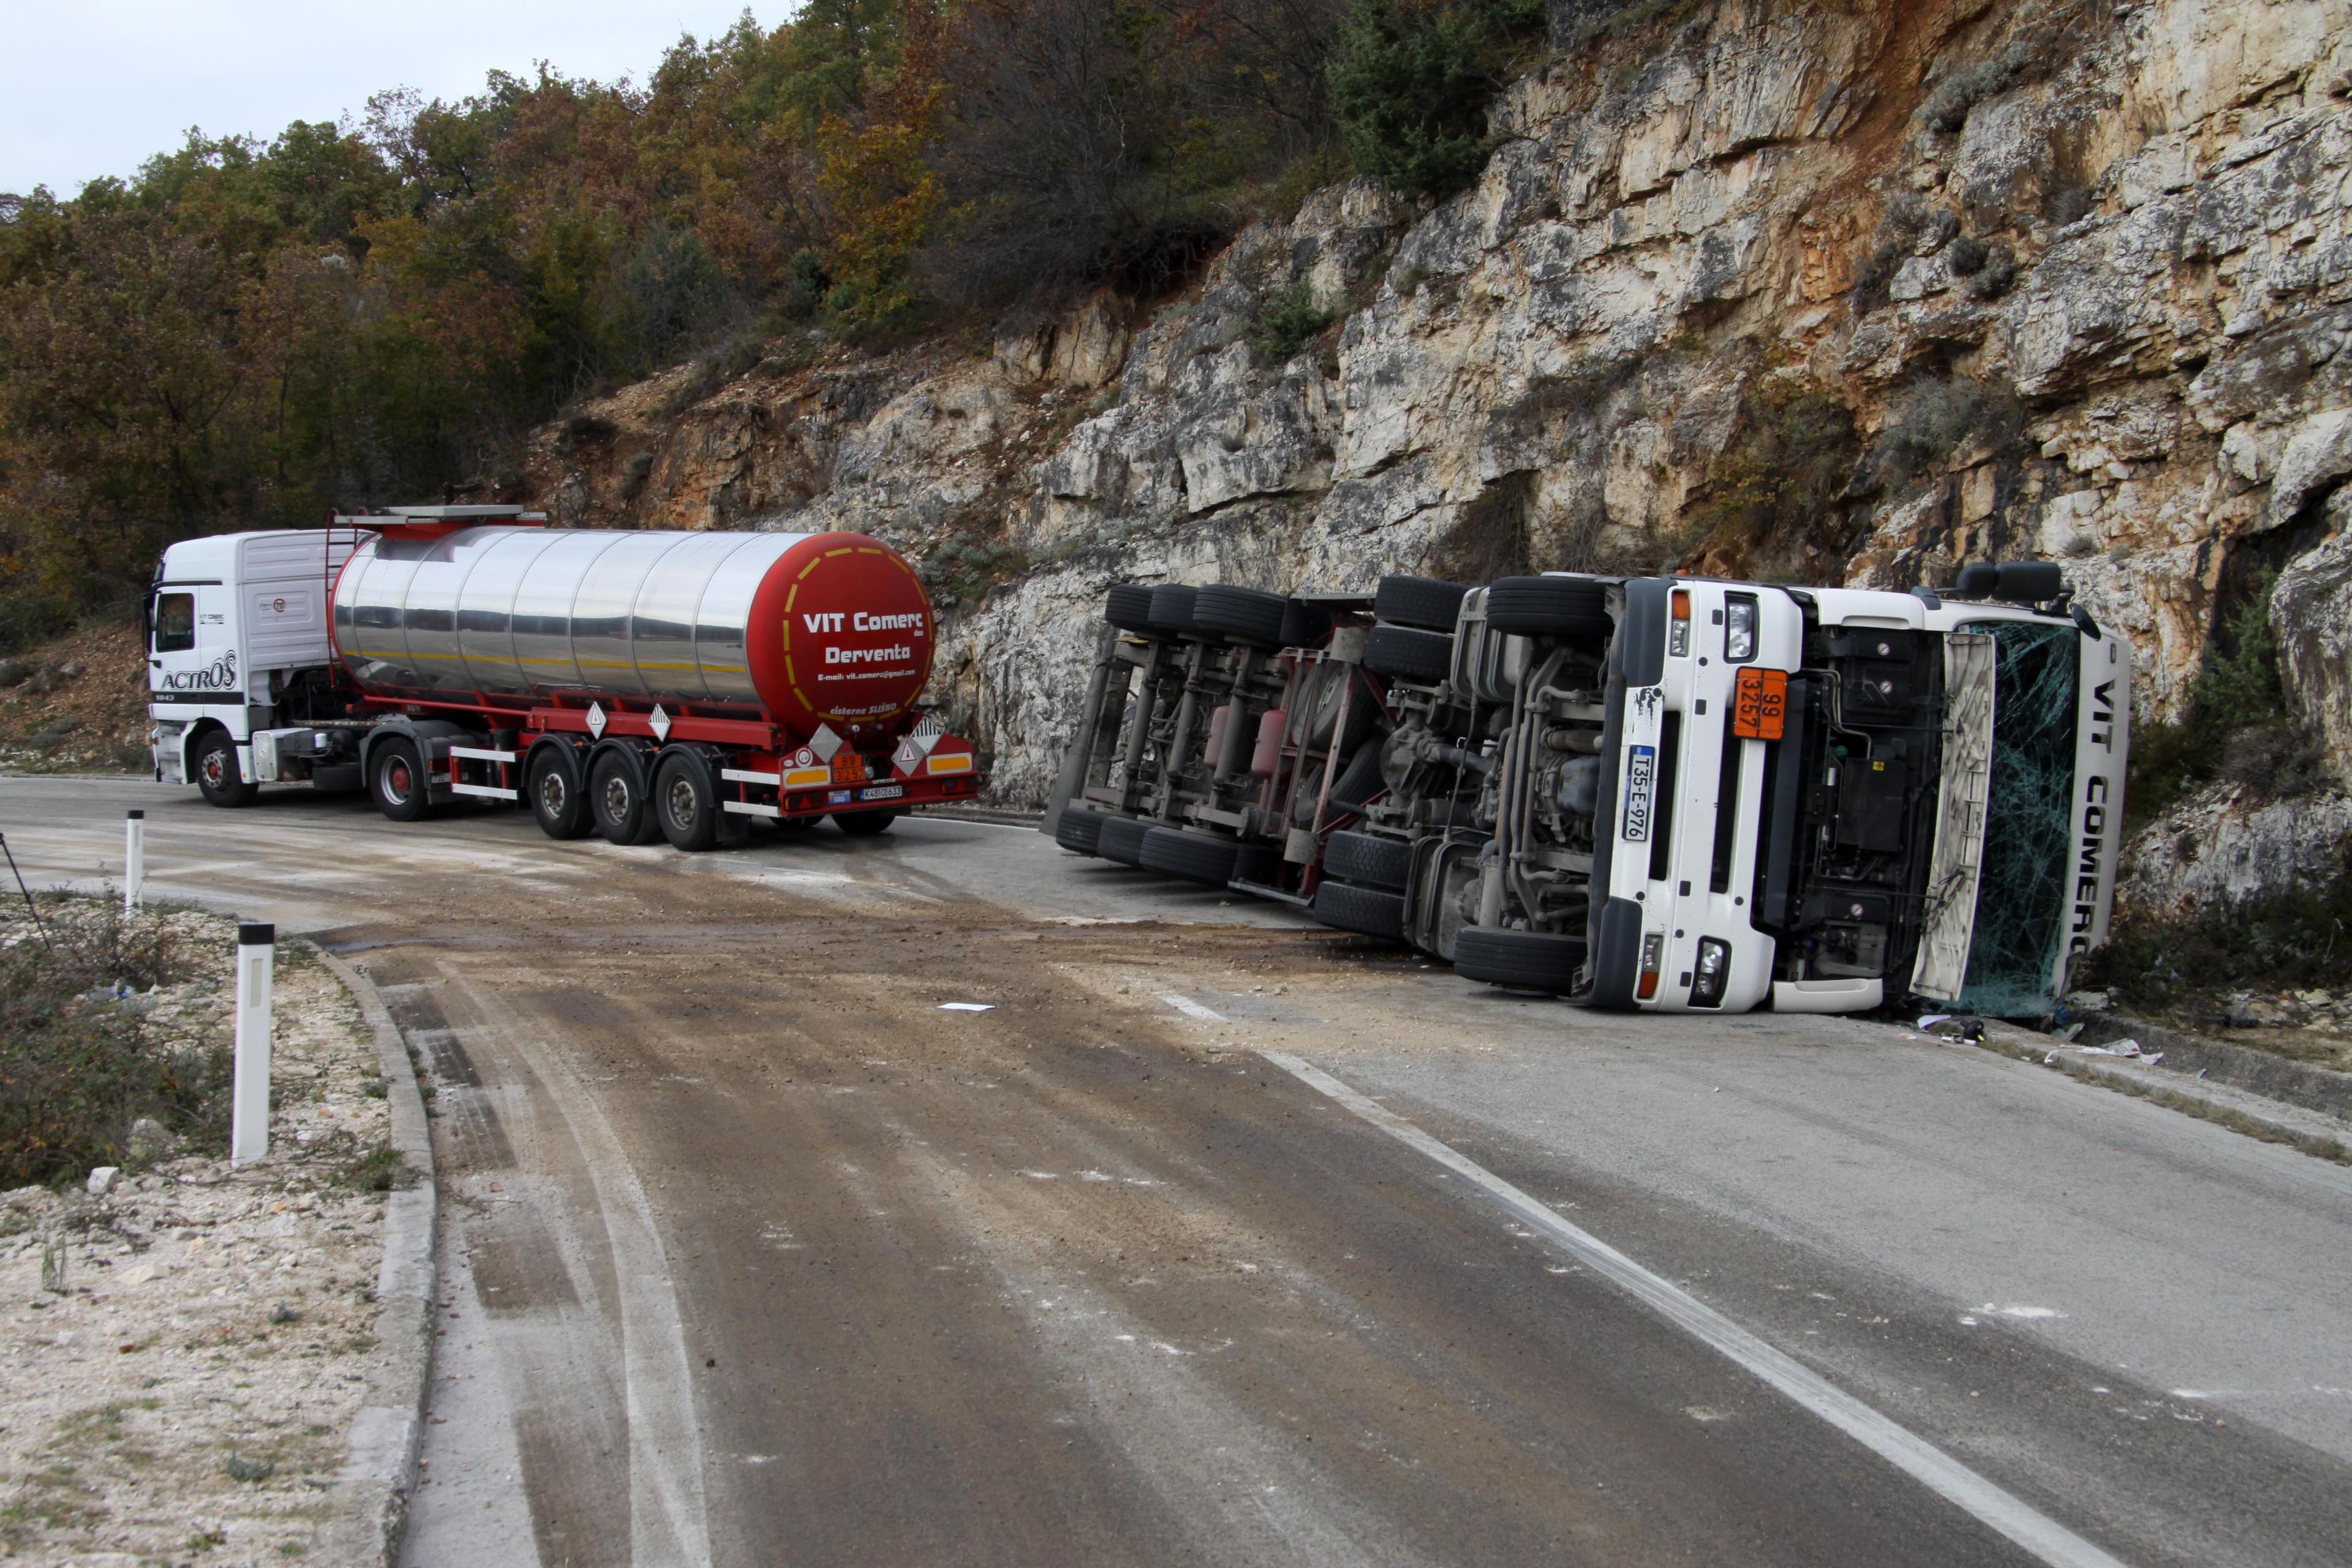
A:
[746, 533, 937, 739]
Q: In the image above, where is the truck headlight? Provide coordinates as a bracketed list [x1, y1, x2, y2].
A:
[1691, 937, 1732, 1007]
[1724, 595, 1758, 663]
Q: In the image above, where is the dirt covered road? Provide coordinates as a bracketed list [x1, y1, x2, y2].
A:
[8, 776, 2351, 1568]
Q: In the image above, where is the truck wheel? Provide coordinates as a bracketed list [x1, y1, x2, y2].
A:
[1365, 624, 1452, 682]
[1312, 881, 1407, 940]
[1454, 925, 1588, 993]
[1096, 815, 1151, 865]
[1104, 584, 1158, 633]
[1485, 576, 1612, 641]
[654, 752, 722, 852]
[1139, 826, 1240, 884]
[1324, 829, 1411, 891]
[1192, 585, 1289, 646]
[832, 809, 897, 837]
[528, 748, 592, 839]
[193, 729, 257, 809]
[369, 739, 431, 823]
[589, 752, 660, 845]
[1054, 807, 1107, 856]
[1373, 575, 1469, 633]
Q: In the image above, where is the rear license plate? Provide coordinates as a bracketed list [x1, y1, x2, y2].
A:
[858, 784, 905, 802]
[1732, 668, 1788, 741]
[1622, 745, 1656, 842]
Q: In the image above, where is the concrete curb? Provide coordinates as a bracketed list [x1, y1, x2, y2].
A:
[2081, 1013, 2352, 1125]
[312, 946, 438, 1568]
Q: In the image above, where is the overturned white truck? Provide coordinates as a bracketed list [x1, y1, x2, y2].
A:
[1049, 562, 2128, 1017]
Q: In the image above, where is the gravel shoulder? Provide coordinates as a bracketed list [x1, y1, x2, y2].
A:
[0, 916, 410, 1566]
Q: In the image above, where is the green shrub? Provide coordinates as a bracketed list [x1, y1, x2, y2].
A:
[0, 900, 226, 1186]
[1329, 0, 1547, 199]
[1251, 281, 1336, 364]
[2083, 848, 2352, 1011]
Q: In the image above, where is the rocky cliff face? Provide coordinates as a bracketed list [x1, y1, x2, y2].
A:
[521, 0, 2352, 913]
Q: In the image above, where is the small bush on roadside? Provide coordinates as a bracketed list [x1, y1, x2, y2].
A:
[2082, 849, 2352, 1013]
[0, 898, 227, 1186]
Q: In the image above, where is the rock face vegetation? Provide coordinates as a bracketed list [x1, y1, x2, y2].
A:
[6, 0, 2352, 990]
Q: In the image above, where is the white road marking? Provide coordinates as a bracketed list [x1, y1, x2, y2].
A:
[1162, 994, 1226, 1022]
[1258, 1048, 2132, 1568]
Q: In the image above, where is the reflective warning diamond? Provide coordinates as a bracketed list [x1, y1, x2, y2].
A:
[649, 704, 671, 742]
[808, 723, 843, 762]
[585, 702, 607, 739]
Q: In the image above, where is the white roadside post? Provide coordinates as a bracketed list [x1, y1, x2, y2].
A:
[230, 922, 275, 1166]
[123, 810, 145, 913]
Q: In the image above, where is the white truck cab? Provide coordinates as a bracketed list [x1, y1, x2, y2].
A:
[1581, 570, 2130, 1016]
[147, 513, 529, 803]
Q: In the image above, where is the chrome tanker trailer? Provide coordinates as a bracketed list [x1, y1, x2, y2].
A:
[147, 505, 982, 848]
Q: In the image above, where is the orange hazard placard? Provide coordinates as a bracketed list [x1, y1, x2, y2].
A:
[830, 749, 868, 783]
[1732, 668, 1788, 741]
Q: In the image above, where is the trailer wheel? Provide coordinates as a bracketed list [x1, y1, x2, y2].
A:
[1365, 624, 1453, 683]
[528, 748, 592, 839]
[1373, 575, 1469, 633]
[832, 809, 897, 837]
[1096, 815, 1151, 865]
[1139, 826, 1240, 885]
[368, 739, 432, 823]
[1104, 584, 1158, 633]
[1323, 829, 1411, 891]
[1453, 925, 1587, 993]
[1311, 881, 1407, 940]
[193, 729, 258, 809]
[1054, 807, 1107, 856]
[654, 752, 723, 851]
[1192, 585, 1290, 646]
[589, 752, 660, 845]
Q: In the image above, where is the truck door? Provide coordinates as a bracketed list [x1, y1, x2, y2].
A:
[150, 584, 242, 706]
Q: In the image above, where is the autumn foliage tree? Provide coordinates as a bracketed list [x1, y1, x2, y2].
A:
[0, 0, 1548, 649]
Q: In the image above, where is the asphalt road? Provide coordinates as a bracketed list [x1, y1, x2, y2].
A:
[6, 774, 2350, 1568]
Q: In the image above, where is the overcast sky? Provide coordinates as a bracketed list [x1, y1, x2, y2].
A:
[1, 1, 783, 197]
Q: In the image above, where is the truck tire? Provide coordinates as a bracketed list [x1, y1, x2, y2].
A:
[589, 750, 660, 845]
[1139, 826, 1240, 884]
[528, 747, 592, 839]
[1104, 583, 1158, 633]
[1097, 815, 1151, 865]
[1312, 881, 1407, 940]
[1147, 585, 1201, 638]
[1323, 829, 1411, 891]
[1454, 925, 1588, 993]
[194, 729, 258, 809]
[369, 739, 433, 822]
[1328, 743, 1389, 815]
[1193, 585, 1289, 646]
[1054, 806, 1107, 856]
[1485, 576, 1612, 641]
[1374, 575, 1469, 632]
[1365, 624, 1452, 682]
[832, 809, 897, 836]
[654, 752, 723, 851]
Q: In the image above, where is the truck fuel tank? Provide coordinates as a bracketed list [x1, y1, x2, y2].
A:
[333, 527, 935, 743]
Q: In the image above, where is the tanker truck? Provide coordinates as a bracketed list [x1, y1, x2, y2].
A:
[145, 506, 982, 847]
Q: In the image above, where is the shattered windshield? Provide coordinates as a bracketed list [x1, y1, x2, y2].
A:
[1958, 620, 2079, 1016]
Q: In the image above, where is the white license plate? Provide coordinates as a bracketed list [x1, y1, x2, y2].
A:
[858, 784, 905, 802]
[1621, 745, 1655, 843]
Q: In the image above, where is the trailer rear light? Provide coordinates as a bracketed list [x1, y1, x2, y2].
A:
[1691, 938, 1731, 1007]
[1637, 932, 1665, 1000]
[1724, 594, 1758, 662]
[1732, 668, 1788, 741]
[1668, 589, 1692, 657]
